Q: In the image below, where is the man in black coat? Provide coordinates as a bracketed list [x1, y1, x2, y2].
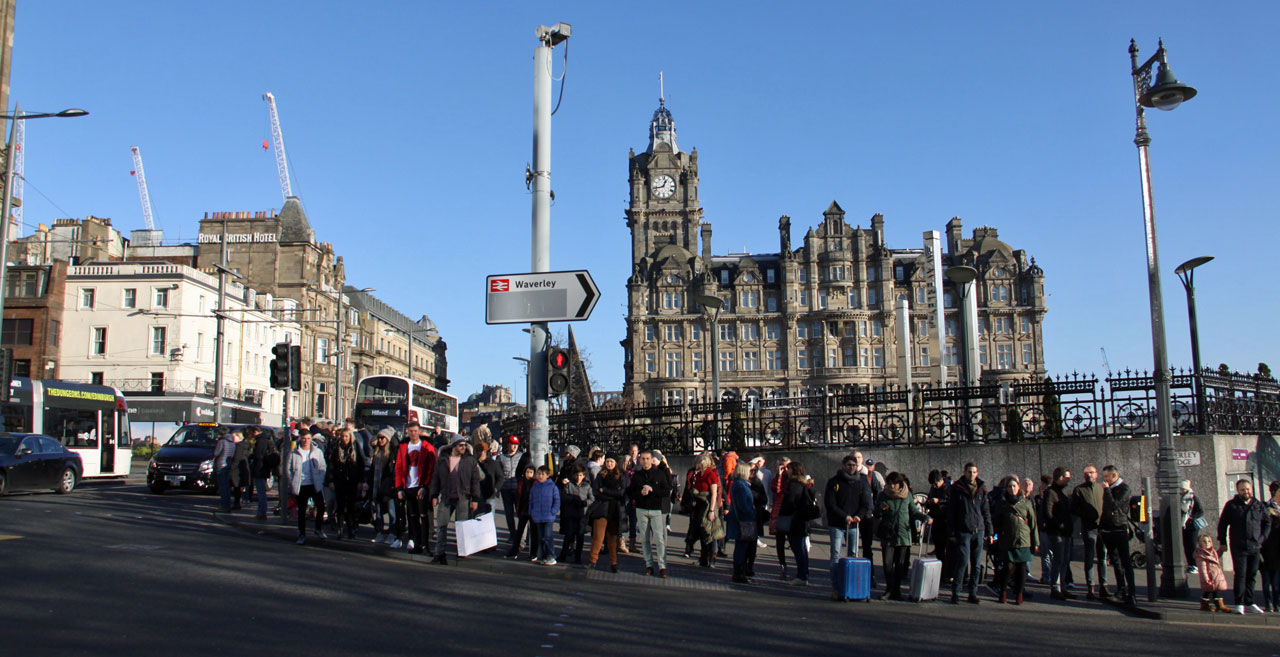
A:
[1098, 465, 1136, 605]
[824, 455, 874, 563]
[948, 462, 993, 604]
[1218, 478, 1272, 614]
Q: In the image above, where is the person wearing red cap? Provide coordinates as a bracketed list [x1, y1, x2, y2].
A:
[496, 436, 531, 550]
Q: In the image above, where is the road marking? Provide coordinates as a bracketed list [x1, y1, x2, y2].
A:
[104, 544, 164, 551]
[0, 534, 21, 541]
[547, 633, 560, 637]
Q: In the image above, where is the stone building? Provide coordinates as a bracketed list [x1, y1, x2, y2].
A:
[345, 287, 447, 392]
[1, 260, 67, 379]
[622, 99, 1048, 405]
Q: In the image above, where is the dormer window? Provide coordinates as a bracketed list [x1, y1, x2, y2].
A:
[720, 270, 729, 285]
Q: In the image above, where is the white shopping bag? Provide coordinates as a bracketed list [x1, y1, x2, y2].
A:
[456, 511, 497, 557]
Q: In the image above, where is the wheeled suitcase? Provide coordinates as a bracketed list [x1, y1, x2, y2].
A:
[832, 557, 872, 602]
[908, 532, 942, 602]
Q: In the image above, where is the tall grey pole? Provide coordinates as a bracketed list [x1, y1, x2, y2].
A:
[0, 104, 17, 336]
[1130, 40, 1186, 597]
[335, 290, 344, 421]
[529, 24, 567, 469]
[407, 328, 414, 382]
[896, 298, 913, 439]
[213, 219, 228, 422]
[925, 231, 946, 388]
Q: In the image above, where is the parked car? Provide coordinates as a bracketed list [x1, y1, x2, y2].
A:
[147, 423, 278, 495]
[0, 432, 83, 496]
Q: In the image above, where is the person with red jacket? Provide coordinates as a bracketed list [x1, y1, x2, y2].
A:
[393, 422, 436, 554]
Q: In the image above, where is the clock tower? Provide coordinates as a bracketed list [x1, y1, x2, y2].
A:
[626, 97, 703, 275]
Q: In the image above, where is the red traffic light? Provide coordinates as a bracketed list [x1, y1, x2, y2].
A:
[550, 350, 568, 369]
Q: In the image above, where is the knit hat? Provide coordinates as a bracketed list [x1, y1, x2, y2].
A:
[566, 445, 581, 458]
[377, 427, 395, 440]
[650, 449, 665, 463]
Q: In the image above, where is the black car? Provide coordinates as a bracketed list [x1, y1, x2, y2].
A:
[147, 423, 278, 495]
[0, 432, 83, 496]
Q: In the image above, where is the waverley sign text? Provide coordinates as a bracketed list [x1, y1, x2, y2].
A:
[198, 233, 279, 244]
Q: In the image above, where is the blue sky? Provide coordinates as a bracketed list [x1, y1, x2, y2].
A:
[11, 2, 1279, 400]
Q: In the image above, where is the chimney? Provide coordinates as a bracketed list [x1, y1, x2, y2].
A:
[700, 222, 712, 261]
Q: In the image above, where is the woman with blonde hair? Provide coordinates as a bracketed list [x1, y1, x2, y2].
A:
[688, 451, 722, 568]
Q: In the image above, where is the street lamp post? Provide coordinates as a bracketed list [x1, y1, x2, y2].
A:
[693, 294, 723, 449]
[945, 266, 978, 441]
[335, 286, 374, 422]
[0, 105, 87, 355]
[1130, 38, 1197, 597]
[1175, 256, 1213, 435]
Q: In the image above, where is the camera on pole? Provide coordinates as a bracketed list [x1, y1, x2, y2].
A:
[547, 346, 570, 396]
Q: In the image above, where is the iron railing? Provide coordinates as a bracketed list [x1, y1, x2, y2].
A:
[495, 367, 1279, 455]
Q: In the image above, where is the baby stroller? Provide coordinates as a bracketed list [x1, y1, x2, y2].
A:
[1130, 523, 1162, 568]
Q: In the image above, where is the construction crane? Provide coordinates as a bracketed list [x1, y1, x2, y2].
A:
[262, 92, 292, 201]
[129, 145, 156, 231]
[8, 117, 23, 238]
[1100, 347, 1113, 377]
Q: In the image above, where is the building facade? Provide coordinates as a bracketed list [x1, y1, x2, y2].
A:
[346, 287, 448, 392]
[1, 260, 67, 379]
[58, 261, 302, 430]
[622, 100, 1048, 405]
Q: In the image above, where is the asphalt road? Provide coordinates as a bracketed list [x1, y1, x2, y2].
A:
[1, 481, 1276, 657]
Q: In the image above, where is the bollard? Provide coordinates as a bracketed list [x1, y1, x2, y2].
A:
[1143, 476, 1157, 602]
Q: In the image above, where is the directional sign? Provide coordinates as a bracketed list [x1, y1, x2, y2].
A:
[485, 270, 600, 324]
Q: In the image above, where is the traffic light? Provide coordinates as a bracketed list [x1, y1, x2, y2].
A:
[270, 343, 291, 389]
[547, 346, 570, 396]
[0, 347, 12, 402]
[289, 345, 302, 392]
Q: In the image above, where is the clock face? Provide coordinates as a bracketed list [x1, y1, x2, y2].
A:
[652, 174, 676, 199]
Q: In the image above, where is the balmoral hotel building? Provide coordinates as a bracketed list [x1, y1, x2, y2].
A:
[622, 99, 1048, 406]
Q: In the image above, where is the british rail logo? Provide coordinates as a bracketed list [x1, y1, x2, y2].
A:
[490, 279, 510, 292]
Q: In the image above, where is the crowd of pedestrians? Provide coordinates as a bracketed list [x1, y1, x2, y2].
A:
[238, 421, 1280, 614]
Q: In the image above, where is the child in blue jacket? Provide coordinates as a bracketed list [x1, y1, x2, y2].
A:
[529, 465, 562, 565]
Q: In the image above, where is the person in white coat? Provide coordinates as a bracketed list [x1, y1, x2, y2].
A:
[287, 430, 328, 544]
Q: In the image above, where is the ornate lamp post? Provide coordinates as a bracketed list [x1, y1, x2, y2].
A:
[1130, 38, 1196, 597]
[693, 294, 723, 449]
[1174, 256, 1213, 435]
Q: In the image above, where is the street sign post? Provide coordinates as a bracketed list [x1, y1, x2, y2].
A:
[485, 270, 599, 324]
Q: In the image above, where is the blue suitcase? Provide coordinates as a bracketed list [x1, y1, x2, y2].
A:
[831, 557, 872, 601]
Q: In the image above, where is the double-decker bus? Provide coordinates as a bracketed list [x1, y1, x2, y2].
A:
[354, 375, 458, 437]
[0, 377, 132, 478]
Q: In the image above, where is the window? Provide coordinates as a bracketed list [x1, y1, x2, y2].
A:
[918, 319, 930, 337]
[741, 323, 759, 341]
[871, 319, 882, 338]
[692, 352, 703, 373]
[719, 351, 735, 372]
[767, 296, 777, 312]
[828, 266, 845, 281]
[645, 352, 656, 373]
[12, 359, 30, 377]
[717, 324, 736, 342]
[154, 287, 170, 309]
[1022, 343, 1034, 368]
[1, 318, 33, 345]
[743, 273, 755, 283]
[873, 347, 884, 368]
[91, 327, 107, 355]
[916, 287, 927, 305]
[720, 270, 730, 285]
[979, 344, 989, 366]
[664, 325, 683, 342]
[742, 351, 759, 371]
[691, 325, 702, 342]
[947, 318, 959, 337]
[818, 290, 828, 309]
[80, 288, 96, 309]
[662, 292, 682, 310]
[90, 372, 104, 385]
[150, 372, 165, 393]
[868, 265, 880, 281]
[860, 347, 869, 367]
[151, 327, 167, 355]
[797, 349, 809, 369]
[196, 333, 205, 361]
[995, 317, 1012, 334]
[1021, 316, 1031, 334]
[944, 291, 955, 308]
[740, 291, 758, 308]
[766, 350, 782, 370]
[766, 323, 780, 340]
[766, 269, 775, 284]
[315, 382, 328, 418]
[944, 345, 960, 366]
[799, 269, 807, 283]
[978, 318, 987, 335]
[859, 321, 868, 337]
[5, 270, 41, 298]
[827, 348, 838, 368]
[812, 321, 824, 338]
[44, 406, 98, 447]
[842, 347, 855, 367]
[664, 389, 684, 405]
[895, 265, 905, 280]
[920, 346, 930, 367]
[867, 288, 878, 307]
[848, 290, 859, 309]
[797, 324, 808, 339]
[119, 288, 136, 309]
[644, 325, 655, 342]
[316, 337, 330, 363]
[992, 284, 1010, 302]
[997, 344, 1014, 369]
[665, 352, 682, 378]
[799, 290, 809, 306]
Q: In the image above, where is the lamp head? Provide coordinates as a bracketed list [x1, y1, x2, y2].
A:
[1140, 62, 1197, 111]
[1174, 255, 1214, 276]
[945, 266, 978, 285]
[692, 294, 723, 310]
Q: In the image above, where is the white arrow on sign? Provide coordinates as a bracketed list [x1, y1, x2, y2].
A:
[485, 270, 600, 324]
